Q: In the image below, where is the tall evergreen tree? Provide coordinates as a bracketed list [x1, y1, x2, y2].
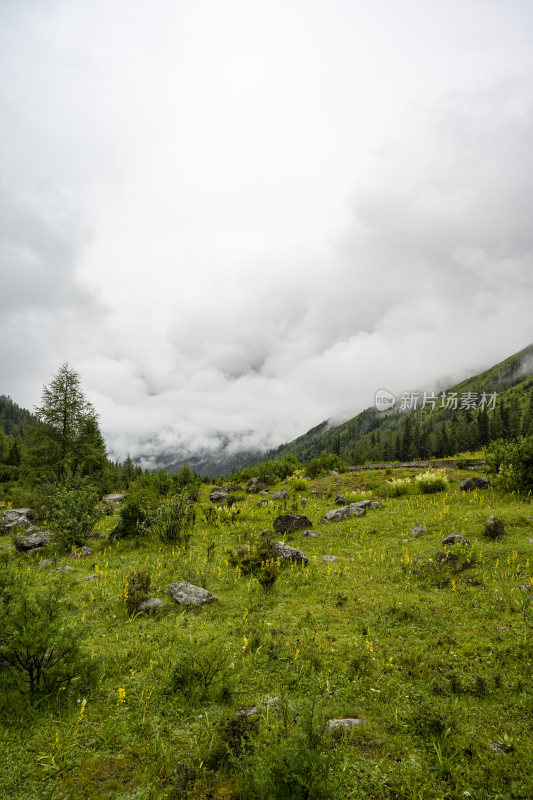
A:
[23, 363, 107, 485]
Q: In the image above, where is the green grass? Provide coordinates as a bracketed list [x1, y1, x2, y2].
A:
[1, 467, 532, 799]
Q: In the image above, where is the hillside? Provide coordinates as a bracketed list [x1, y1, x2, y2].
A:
[266, 343, 533, 466]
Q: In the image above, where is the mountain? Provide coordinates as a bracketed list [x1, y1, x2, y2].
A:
[0, 395, 36, 437]
[264, 343, 533, 466]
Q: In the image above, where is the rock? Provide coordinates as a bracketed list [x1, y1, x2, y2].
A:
[103, 493, 125, 504]
[168, 581, 218, 605]
[321, 502, 368, 523]
[272, 489, 289, 500]
[460, 476, 490, 491]
[411, 524, 427, 537]
[334, 494, 346, 505]
[302, 530, 318, 538]
[71, 546, 93, 559]
[88, 531, 106, 539]
[226, 484, 244, 492]
[490, 742, 513, 754]
[257, 499, 270, 507]
[36, 558, 56, 568]
[442, 533, 471, 547]
[137, 597, 167, 614]
[14, 531, 52, 552]
[273, 514, 312, 535]
[300, 498, 309, 507]
[330, 470, 339, 476]
[82, 574, 100, 582]
[259, 490, 270, 496]
[322, 555, 338, 562]
[328, 718, 364, 732]
[209, 488, 228, 502]
[56, 565, 75, 572]
[483, 515, 505, 540]
[270, 541, 308, 564]
[1, 508, 35, 534]
[247, 478, 269, 493]
[237, 705, 258, 717]
[369, 501, 383, 509]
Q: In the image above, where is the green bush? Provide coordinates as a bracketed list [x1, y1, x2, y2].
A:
[386, 478, 411, 497]
[151, 491, 195, 547]
[124, 570, 151, 617]
[0, 561, 96, 704]
[306, 454, 346, 479]
[227, 537, 280, 590]
[46, 474, 103, 551]
[485, 435, 533, 493]
[115, 486, 158, 538]
[415, 470, 448, 494]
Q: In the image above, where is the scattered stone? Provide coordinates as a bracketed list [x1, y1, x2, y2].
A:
[273, 514, 312, 535]
[411, 524, 427, 537]
[270, 541, 308, 564]
[321, 503, 368, 523]
[300, 497, 309, 507]
[402, 538, 415, 543]
[56, 565, 75, 573]
[88, 531, 107, 539]
[247, 478, 269, 493]
[238, 706, 258, 717]
[460, 476, 490, 491]
[328, 718, 364, 732]
[490, 742, 513, 754]
[1, 507, 35, 534]
[329, 471, 339, 476]
[302, 530, 318, 538]
[257, 499, 270, 507]
[83, 574, 100, 582]
[103, 493, 125, 504]
[311, 490, 319, 496]
[259, 490, 270, 496]
[261, 529, 272, 536]
[272, 489, 289, 500]
[226, 484, 244, 492]
[209, 487, 228, 502]
[137, 597, 167, 614]
[369, 501, 383, 509]
[36, 558, 56, 568]
[442, 533, 471, 547]
[14, 531, 52, 552]
[264, 696, 281, 707]
[334, 494, 345, 505]
[71, 546, 93, 559]
[483, 515, 505, 540]
[322, 555, 338, 562]
[168, 582, 218, 605]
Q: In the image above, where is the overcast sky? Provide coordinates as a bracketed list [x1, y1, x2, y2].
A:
[2, 0, 533, 465]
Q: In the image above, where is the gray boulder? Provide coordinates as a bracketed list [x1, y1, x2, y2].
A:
[137, 597, 167, 614]
[328, 718, 364, 732]
[369, 501, 383, 509]
[168, 581, 218, 605]
[321, 502, 368, 523]
[247, 478, 269, 493]
[460, 476, 490, 491]
[103, 493, 125, 504]
[322, 555, 338, 562]
[14, 531, 52, 552]
[300, 498, 309, 507]
[70, 546, 93, 559]
[484, 515, 505, 540]
[334, 494, 346, 505]
[442, 533, 471, 547]
[302, 530, 318, 537]
[1, 507, 35, 534]
[272, 489, 289, 500]
[273, 514, 312, 535]
[271, 541, 308, 564]
[411, 524, 427, 537]
[209, 487, 228, 502]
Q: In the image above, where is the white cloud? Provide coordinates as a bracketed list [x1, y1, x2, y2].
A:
[1, 0, 533, 466]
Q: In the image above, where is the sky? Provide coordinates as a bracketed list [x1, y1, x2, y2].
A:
[2, 0, 533, 467]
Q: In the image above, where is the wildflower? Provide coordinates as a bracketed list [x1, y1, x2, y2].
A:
[294, 648, 300, 661]
[117, 687, 126, 705]
[365, 637, 374, 654]
[242, 636, 248, 653]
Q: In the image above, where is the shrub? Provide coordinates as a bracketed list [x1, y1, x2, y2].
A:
[344, 490, 371, 503]
[227, 537, 280, 590]
[287, 470, 308, 491]
[166, 639, 233, 700]
[386, 478, 411, 497]
[46, 475, 103, 551]
[124, 570, 151, 617]
[151, 491, 195, 547]
[0, 561, 96, 703]
[115, 486, 158, 538]
[306, 454, 346, 479]
[485, 435, 533, 494]
[415, 470, 448, 494]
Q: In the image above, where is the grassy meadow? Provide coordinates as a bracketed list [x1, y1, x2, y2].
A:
[1, 466, 532, 799]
